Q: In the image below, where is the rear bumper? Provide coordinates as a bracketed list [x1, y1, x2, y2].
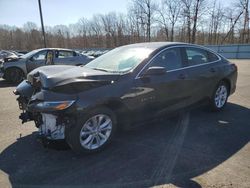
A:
[0, 68, 4, 78]
[230, 70, 238, 95]
[230, 83, 236, 95]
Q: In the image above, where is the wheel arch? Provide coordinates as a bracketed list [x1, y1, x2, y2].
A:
[4, 66, 25, 80]
[3, 60, 27, 74]
[103, 99, 130, 118]
[76, 97, 132, 130]
[220, 78, 231, 93]
[94, 99, 132, 128]
[5, 66, 25, 74]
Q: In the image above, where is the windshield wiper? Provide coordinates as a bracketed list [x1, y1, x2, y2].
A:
[92, 68, 122, 74]
[92, 68, 109, 72]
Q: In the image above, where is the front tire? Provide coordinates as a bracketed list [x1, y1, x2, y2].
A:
[209, 81, 229, 111]
[5, 68, 24, 83]
[66, 107, 117, 153]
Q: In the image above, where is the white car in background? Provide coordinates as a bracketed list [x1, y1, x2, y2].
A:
[0, 50, 19, 64]
[0, 48, 94, 83]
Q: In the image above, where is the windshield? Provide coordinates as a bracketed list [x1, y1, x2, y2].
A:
[85, 46, 153, 73]
[20, 49, 40, 59]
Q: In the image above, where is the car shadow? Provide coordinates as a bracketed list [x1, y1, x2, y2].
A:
[0, 79, 17, 88]
[0, 103, 249, 187]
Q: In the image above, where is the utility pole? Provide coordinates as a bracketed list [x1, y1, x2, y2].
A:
[38, 0, 46, 47]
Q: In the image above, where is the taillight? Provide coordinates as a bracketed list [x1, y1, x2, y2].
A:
[230, 63, 237, 71]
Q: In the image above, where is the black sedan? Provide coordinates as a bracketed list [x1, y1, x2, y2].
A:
[14, 42, 237, 153]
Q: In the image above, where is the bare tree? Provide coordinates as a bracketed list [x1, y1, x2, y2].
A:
[0, 0, 249, 51]
[181, 0, 206, 43]
[127, 7, 143, 42]
[208, 1, 225, 44]
[23, 22, 38, 32]
[77, 18, 89, 47]
[129, 0, 157, 42]
[101, 12, 118, 47]
[22, 22, 42, 50]
[160, 0, 181, 41]
[89, 15, 104, 47]
[239, 0, 249, 43]
[192, 0, 202, 43]
[181, 0, 192, 42]
[156, 4, 169, 40]
[221, 5, 244, 44]
[116, 14, 127, 46]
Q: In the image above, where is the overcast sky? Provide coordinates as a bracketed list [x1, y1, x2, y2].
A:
[0, 0, 234, 27]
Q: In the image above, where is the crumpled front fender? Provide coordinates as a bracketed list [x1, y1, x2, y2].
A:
[14, 80, 34, 98]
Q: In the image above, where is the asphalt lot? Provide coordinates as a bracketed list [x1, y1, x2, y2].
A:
[0, 60, 249, 188]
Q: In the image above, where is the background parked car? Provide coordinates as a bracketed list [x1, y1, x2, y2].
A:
[0, 50, 19, 65]
[0, 48, 94, 83]
[15, 50, 29, 56]
[81, 49, 110, 58]
[9, 50, 28, 57]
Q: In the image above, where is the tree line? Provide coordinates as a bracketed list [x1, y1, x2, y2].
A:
[0, 0, 249, 51]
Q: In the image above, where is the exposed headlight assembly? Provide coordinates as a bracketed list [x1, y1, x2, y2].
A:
[36, 100, 75, 111]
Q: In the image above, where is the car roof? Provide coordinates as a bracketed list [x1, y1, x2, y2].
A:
[121, 42, 188, 50]
[36, 48, 75, 51]
[120, 42, 220, 56]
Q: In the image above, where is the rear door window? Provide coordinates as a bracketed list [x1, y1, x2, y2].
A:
[57, 50, 74, 58]
[185, 47, 219, 66]
[185, 47, 208, 66]
[207, 51, 219, 62]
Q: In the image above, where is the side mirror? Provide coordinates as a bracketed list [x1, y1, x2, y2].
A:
[143, 66, 166, 76]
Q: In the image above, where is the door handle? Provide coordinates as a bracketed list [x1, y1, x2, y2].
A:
[210, 68, 216, 73]
[178, 73, 187, 79]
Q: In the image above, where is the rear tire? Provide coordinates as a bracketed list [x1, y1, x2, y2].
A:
[5, 68, 24, 83]
[209, 81, 229, 111]
[66, 107, 117, 154]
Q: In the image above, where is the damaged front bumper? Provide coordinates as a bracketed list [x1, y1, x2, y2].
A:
[17, 99, 75, 140]
[0, 66, 4, 78]
[15, 80, 77, 140]
[18, 109, 72, 140]
[39, 113, 66, 140]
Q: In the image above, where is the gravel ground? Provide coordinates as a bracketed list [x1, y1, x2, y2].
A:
[0, 59, 249, 188]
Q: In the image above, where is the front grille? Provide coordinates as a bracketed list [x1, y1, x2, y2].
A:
[17, 96, 28, 110]
[0, 66, 4, 72]
[27, 74, 34, 84]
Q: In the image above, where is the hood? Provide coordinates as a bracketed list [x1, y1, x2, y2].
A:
[4, 57, 23, 63]
[3, 58, 25, 67]
[4, 57, 21, 62]
[27, 65, 120, 89]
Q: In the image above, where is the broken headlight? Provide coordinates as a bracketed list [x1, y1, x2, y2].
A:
[36, 100, 75, 111]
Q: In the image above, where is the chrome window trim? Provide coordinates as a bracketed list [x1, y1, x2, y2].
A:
[166, 60, 220, 73]
[135, 45, 221, 79]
